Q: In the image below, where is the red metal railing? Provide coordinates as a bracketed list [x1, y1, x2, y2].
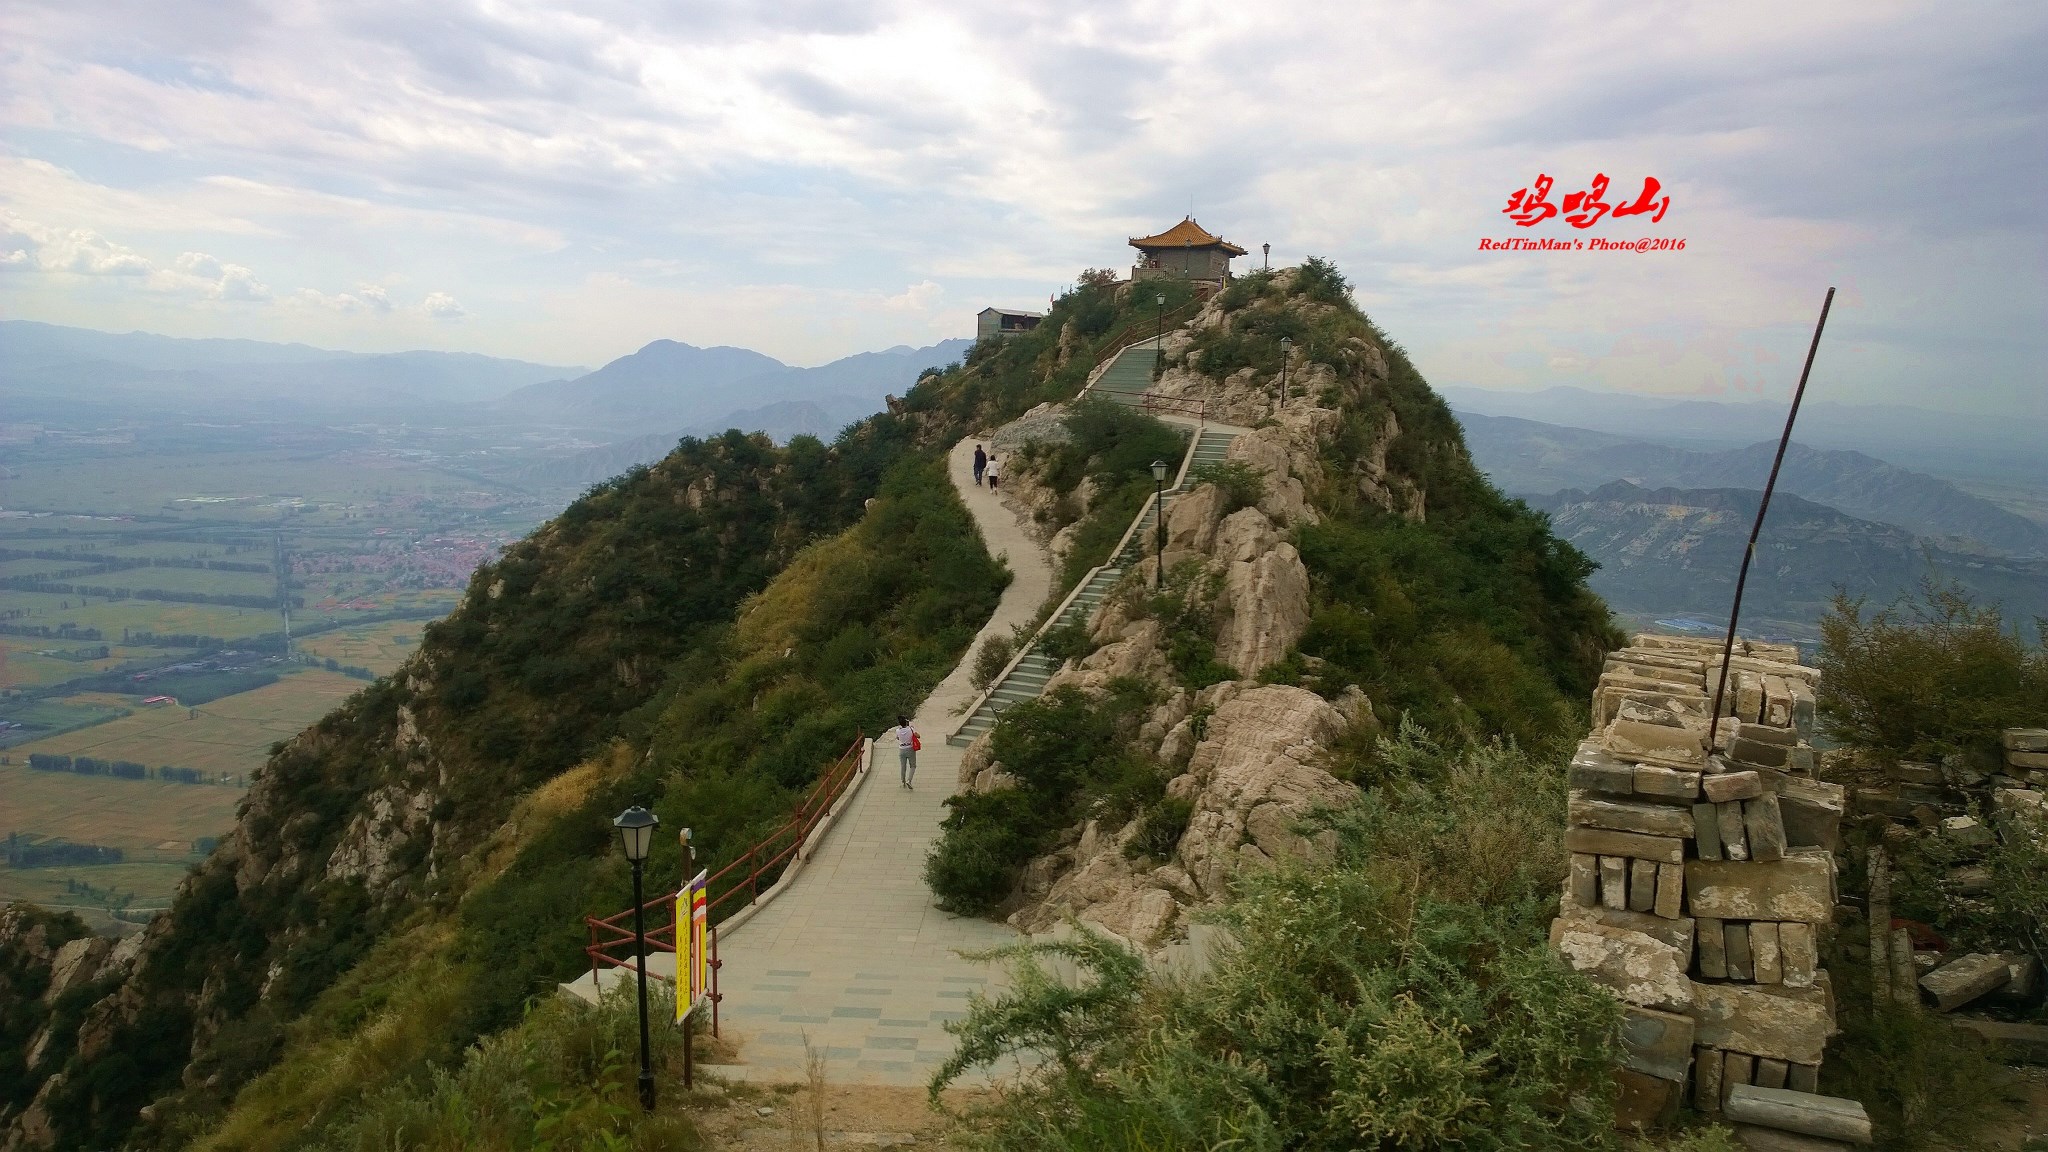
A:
[582, 733, 867, 1035]
[1087, 290, 1211, 372]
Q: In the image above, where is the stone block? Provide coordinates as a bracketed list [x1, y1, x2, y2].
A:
[1694, 1045, 1724, 1111]
[1997, 952, 2040, 1000]
[1731, 1124, 1857, 1151]
[1630, 857, 1659, 913]
[1775, 777, 1845, 851]
[1789, 681, 1816, 740]
[1705, 770, 1765, 803]
[1723, 1085, 1872, 1145]
[1887, 761, 1944, 785]
[2004, 728, 2048, 753]
[1698, 917, 1728, 979]
[1746, 792, 1788, 863]
[1656, 862, 1685, 919]
[1729, 737, 1790, 769]
[1735, 671, 1764, 724]
[1570, 794, 1696, 838]
[1550, 919, 1695, 1013]
[1570, 853, 1599, 907]
[1617, 698, 1687, 727]
[1571, 740, 1636, 794]
[1948, 864, 1993, 894]
[1696, 802, 1724, 860]
[1727, 922, 1755, 981]
[1719, 802, 1751, 861]
[1609, 717, 1707, 767]
[1851, 787, 1917, 820]
[1754, 1056, 1788, 1089]
[1620, 1003, 1697, 1081]
[1993, 788, 2045, 833]
[2009, 751, 2048, 771]
[1779, 922, 1817, 988]
[1939, 814, 1993, 851]
[1685, 851, 1836, 924]
[1567, 827, 1685, 865]
[1787, 1062, 1819, 1093]
[1692, 982, 1834, 1064]
[1783, 745, 1816, 776]
[1556, 903, 1697, 955]
[1633, 764, 1702, 803]
[1752, 921, 1783, 984]
[1740, 719, 1797, 747]
[1601, 855, 1629, 910]
[1919, 952, 2011, 1012]
[1723, 1052, 1755, 1098]
[1950, 1019, 2048, 1064]
[1613, 1067, 1683, 1131]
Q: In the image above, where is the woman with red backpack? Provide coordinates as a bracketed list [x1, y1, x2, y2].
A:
[895, 715, 920, 788]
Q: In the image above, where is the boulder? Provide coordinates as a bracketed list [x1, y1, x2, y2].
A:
[1210, 512, 1310, 678]
[1549, 919, 1695, 1013]
[1691, 982, 1833, 1064]
[1685, 850, 1836, 924]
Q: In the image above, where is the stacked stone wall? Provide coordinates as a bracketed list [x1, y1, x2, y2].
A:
[1552, 633, 1864, 1139]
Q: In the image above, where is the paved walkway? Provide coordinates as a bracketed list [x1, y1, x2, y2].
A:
[708, 436, 1046, 1086]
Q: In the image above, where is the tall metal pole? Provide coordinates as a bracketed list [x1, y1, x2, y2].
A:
[631, 858, 655, 1111]
[1154, 472, 1166, 588]
[1706, 287, 1836, 750]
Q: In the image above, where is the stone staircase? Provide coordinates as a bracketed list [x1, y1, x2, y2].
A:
[1090, 337, 1161, 408]
[948, 422, 1241, 748]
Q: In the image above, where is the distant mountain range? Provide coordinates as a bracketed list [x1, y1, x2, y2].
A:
[1457, 412, 2048, 558]
[1531, 482, 2048, 641]
[0, 320, 582, 418]
[1442, 385, 2042, 487]
[491, 337, 970, 435]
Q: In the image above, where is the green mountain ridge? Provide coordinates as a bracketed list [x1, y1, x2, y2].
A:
[1, 264, 1628, 1150]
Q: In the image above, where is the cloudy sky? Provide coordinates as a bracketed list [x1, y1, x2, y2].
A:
[2, 1, 2042, 413]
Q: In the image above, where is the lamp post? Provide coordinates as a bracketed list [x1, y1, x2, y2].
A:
[1278, 336, 1293, 407]
[1262, 242, 1270, 271]
[1150, 459, 1169, 588]
[613, 805, 659, 1112]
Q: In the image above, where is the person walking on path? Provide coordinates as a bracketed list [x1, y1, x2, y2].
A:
[985, 455, 1001, 493]
[972, 444, 987, 486]
[895, 715, 920, 788]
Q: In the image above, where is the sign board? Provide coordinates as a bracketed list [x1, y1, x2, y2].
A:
[676, 868, 709, 1023]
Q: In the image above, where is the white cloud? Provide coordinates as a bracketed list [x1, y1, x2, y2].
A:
[296, 284, 395, 313]
[421, 291, 466, 319]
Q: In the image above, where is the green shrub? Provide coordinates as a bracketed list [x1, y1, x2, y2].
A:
[1819, 995, 2019, 1151]
[1148, 562, 1234, 689]
[1122, 795, 1192, 861]
[1188, 460, 1265, 515]
[971, 633, 1017, 691]
[925, 684, 1159, 915]
[937, 730, 1624, 1151]
[1816, 581, 2048, 768]
[1038, 618, 1091, 667]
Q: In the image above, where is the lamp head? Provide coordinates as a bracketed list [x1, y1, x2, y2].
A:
[1151, 459, 1170, 482]
[1155, 294, 1165, 307]
[1279, 336, 1293, 352]
[613, 806, 658, 862]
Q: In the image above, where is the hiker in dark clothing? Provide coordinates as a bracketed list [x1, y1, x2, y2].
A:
[972, 444, 987, 486]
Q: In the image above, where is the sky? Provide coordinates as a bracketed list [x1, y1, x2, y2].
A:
[2, 1, 2042, 413]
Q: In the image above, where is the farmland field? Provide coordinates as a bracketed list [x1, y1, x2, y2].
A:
[295, 619, 423, 676]
[3, 669, 366, 778]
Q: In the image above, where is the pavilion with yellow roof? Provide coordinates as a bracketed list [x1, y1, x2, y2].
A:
[1128, 217, 1247, 284]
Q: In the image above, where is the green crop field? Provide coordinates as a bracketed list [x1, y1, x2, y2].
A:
[3, 669, 364, 779]
[294, 619, 422, 676]
[0, 862, 200, 933]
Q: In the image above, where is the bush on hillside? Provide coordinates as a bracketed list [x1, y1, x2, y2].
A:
[936, 729, 1629, 1151]
[1815, 581, 2048, 768]
[926, 682, 1160, 915]
[1187, 459, 1265, 515]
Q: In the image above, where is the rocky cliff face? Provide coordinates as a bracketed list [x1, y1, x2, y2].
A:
[956, 272, 1454, 952]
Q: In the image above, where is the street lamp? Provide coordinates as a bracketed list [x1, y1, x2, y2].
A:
[1262, 242, 1270, 271]
[1278, 336, 1293, 407]
[613, 805, 659, 1112]
[1151, 459, 1170, 588]
[1154, 293, 1168, 380]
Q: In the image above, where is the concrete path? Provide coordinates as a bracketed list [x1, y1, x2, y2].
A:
[708, 436, 1046, 1086]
